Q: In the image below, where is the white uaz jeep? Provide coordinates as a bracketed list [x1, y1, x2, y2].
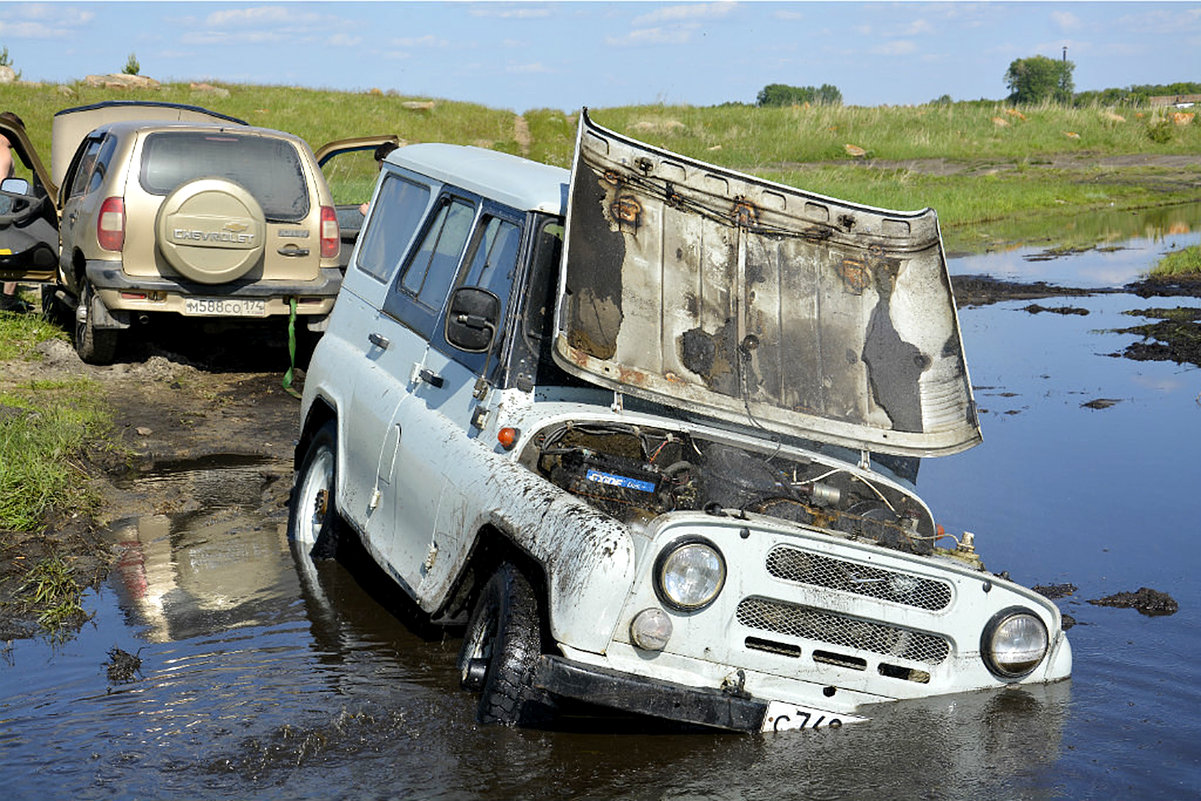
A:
[291, 111, 1070, 732]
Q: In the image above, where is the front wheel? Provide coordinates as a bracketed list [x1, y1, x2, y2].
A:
[458, 562, 552, 726]
[287, 420, 342, 559]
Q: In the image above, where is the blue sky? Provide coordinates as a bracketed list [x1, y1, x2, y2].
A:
[1, 2, 1198, 111]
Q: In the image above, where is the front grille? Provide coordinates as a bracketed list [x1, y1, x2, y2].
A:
[736, 596, 951, 665]
[765, 545, 952, 611]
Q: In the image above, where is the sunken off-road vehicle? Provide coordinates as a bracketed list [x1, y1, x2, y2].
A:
[289, 110, 1070, 732]
[0, 101, 395, 363]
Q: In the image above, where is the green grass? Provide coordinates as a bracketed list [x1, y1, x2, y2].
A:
[0, 304, 67, 361]
[4, 83, 1198, 230]
[1151, 244, 1201, 277]
[0, 363, 109, 532]
[17, 554, 90, 633]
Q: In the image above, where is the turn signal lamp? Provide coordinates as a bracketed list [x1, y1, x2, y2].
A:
[497, 427, 519, 450]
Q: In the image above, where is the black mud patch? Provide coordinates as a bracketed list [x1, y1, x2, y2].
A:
[950, 275, 1097, 308]
[1033, 583, 1078, 600]
[1081, 398, 1122, 410]
[1022, 303, 1089, 316]
[1088, 587, 1179, 616]
[1109, 306, 1201, 369]
[105, 647, 143, 683]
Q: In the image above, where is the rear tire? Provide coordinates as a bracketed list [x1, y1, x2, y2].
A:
[458, 562, 551, 726]
[73, 281, 118, 365]
[287, 420, 342, 559]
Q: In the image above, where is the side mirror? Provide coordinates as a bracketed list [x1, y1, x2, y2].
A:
[0, 177, 31, 196]
[445, 286, 501, 353]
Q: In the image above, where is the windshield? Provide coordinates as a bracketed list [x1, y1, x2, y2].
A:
[140, 131, 309, 222]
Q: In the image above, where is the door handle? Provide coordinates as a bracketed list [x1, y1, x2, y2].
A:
[418, 368, 444, 388]
[368, 332, 390, 349]
[277, 246, 310, 257]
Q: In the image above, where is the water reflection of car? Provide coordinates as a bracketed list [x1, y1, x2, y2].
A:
[0, 101, 396, 363]
[290, 109, 1071, 732]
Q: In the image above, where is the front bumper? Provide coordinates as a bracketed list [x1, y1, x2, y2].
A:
[533, 655, 861, 732]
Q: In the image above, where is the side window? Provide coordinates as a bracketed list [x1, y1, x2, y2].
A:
[86, 136, 119, 196]
[433, 209, 527, 377]
[399, 197, 474, 310]
[67, 138, 104, 201]
[382, 195, 476, 337]
[356, 174, 431, 283]
[461, 216, 522, 294]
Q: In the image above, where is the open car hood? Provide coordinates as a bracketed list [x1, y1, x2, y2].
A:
[554, 111, 980, 458]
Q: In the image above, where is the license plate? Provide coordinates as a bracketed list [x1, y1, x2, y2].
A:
[183, 297, 267, 317]
[762, 701, 867, 732]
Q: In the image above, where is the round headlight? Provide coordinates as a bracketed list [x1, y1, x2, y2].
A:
[982, 608, 1049, 679]
[656, 540, 726, 611]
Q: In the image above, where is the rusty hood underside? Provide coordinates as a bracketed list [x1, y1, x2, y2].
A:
[553, 111, 981, 458]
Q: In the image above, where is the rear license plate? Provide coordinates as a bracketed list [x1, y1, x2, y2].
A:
[183, 297, 267, 317]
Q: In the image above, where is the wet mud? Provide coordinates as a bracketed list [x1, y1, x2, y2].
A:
[949, 275, 1201, 370]
[0, 322, 302, 640]
[1088, 587, 1180, 617]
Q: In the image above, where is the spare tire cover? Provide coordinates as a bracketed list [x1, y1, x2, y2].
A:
[155, 178, 267, 284]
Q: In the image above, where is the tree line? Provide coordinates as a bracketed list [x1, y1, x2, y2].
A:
[758, 57, 1199, 108]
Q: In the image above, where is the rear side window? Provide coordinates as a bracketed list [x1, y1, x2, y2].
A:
[139, 132, 309, 222]
[356, 174, 431, 283]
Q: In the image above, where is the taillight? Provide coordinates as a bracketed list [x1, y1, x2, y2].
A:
[97, 197, 125, 251]
[320, 206, 339, 259]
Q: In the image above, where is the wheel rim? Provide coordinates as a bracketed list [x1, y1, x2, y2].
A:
[461, 601, 497, 690]
[294, 447, 333, 547]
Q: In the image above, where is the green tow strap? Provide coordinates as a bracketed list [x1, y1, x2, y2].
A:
[282, 297, 302, 399]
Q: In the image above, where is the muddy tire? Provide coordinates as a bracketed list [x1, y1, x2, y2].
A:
[154, 178, 266, 284]
[73, 281, 119, 365]
[458, 563, 551, 726]
[287, 420, 343, 559]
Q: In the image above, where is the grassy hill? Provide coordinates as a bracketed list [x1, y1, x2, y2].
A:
[4, 79, 1200, 236]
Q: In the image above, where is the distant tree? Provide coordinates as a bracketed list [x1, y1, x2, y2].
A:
[0, 46, 11, 68]
[123, 52, 140, 76]
[757, 83, 842, 107]
[1005, 55, 1074, 104]
[929, 94, 953, 105]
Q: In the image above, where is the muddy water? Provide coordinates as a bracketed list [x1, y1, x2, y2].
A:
[3, 213, 1201, 799]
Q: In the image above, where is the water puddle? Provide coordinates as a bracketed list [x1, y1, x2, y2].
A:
[2, 221, 1200, 799]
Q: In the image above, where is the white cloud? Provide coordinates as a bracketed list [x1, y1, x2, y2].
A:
[871, 40, 919, 56]
[391, 34, 450, 48]
[1051, 11, 1081, 31]
[507, 62, 552, 75]
[468, 5, 552, 20]
[0, 3, 94, 38]
[898, 19, 934, 36]
[606, 26, 696, 47]
[328, 34, 362, 48]
[631, 2, 736, 27]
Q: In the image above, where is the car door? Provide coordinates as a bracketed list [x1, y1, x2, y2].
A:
[314, 136, 401, 268]
[362, 191, 480, 594]
[0, 115, 59, 283]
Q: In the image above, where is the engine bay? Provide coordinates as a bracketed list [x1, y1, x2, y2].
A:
[521, 422, 939, 555]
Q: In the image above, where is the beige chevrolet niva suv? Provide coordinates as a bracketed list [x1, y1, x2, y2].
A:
[0, 101, 395, 363]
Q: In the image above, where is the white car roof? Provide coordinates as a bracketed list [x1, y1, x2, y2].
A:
[385, 143, 568, 215]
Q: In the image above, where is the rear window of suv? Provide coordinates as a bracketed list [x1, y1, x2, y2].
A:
[139, 131, 310, 222]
